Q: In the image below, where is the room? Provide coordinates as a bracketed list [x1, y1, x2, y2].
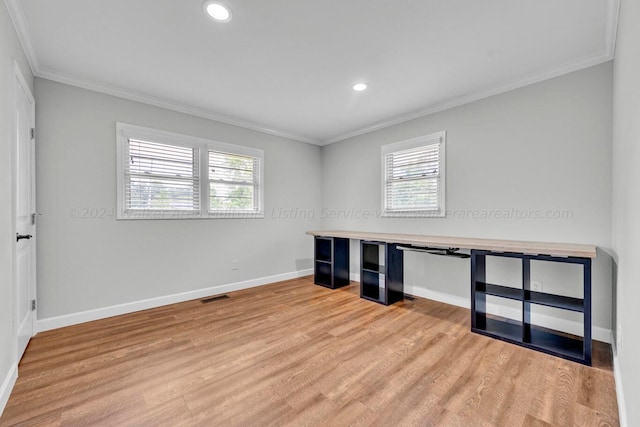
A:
[0, 0, 637, 425]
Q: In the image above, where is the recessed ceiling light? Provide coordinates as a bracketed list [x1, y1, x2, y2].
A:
[204, 1, 232, 22]
[353, 83, 367, 92]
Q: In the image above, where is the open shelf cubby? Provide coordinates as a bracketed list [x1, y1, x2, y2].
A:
[313, 237, 350, 289]
[471, 250, 592, 365]
[360, 241, 403, 305]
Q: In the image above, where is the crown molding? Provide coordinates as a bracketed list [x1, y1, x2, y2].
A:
[321, 0, 620, 145]
[605, 0, 620, 59]
[3, 0, 38, 73]
[5, 0, 620, 147]
[4, 0, 319, 145]
[35, 67, 320, 145]
[323, 53, 616, 146]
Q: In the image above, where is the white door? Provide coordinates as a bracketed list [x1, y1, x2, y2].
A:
[14, 66, 36, 360]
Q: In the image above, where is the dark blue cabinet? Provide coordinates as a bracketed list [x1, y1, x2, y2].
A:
[314, 237, 350, 289]
[471, 250, 592, 365]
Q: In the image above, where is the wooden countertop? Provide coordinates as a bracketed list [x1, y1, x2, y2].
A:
[306, 230, 597, 259]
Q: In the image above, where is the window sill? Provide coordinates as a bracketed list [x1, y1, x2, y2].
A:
[381, 210, 445, 218]
[117, 211, 265, 220]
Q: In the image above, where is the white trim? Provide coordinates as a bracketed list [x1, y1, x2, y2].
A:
[14, 62, 35, 105]
[37, 68, 319, 145]
[36, 269, 313, 333]
[403, 284, 470, 309]
[3, 0, 39, 74]
[612, 338, 628, 427]
[0, 363, 18, 418]
[36, 50, 616, 147]
[324, 52, 615, 145]
[606, 0, 621, 60]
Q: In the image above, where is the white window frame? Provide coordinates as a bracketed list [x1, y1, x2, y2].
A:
[116, 123, 264, 220]
[381, 131, 446, 218]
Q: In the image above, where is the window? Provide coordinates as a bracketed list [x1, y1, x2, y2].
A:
[209, 150, 260, 212]
[381, 131, 446, 217]
[117, 123, 264, 219]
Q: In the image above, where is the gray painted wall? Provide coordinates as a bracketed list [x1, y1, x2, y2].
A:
[34, 78, 322, 319]
[612, 0, 640, 424]
[321, 63, 613, 334]
[0, 0, 33, 409]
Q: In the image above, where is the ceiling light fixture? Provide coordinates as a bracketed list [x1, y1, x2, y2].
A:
[353, 83, 367, 92]
[204, 1, 232, 22]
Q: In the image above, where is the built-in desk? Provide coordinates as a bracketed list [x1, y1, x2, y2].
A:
[307, 230, 597, 365]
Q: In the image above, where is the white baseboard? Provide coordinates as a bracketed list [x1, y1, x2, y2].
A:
[612, 338, 628, 427]
[351, 273, 612, 343]
[0, 363, 18, 418]
[404, 284, 471, 310]
[36, 269, 313, 333]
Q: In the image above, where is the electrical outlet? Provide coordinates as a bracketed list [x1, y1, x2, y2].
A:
[232, 260, 239, 270]
[531, 281, 543, 292]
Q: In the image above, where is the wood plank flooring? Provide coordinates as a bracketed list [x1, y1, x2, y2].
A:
[0, 277, 619, 426]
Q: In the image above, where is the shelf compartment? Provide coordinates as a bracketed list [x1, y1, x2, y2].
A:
[313, 237, 350, 289]
[362, 267, 386, 274]
[362, 242, 385, 272]
[525, 291, 584, 312]
[475, 282, 523, 301]
[361, 270, 384, 302]
[314, 261, 332, 288]
[473, 316, 585, 363]
[474, 317, 522, 342]
[315, 238, 332, 263]
[475, 283, 584, 313]
[471, 249, 592, 365]
[528, 327, 584, 361]
[359, 241, 404, 306]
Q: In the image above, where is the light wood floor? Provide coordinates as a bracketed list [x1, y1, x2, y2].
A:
[1, 277, 618, 427]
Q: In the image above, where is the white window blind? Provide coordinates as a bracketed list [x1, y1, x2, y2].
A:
[382, 132, 445, 217]
[209, 151, 260, 213]
[125, 139, 200, 212]
[116, 123, 264, 219]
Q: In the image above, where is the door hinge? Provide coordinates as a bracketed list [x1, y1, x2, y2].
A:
[30, 128, 35, 140]
[31, 212, 41, 225]
[31, 299, 36, 311]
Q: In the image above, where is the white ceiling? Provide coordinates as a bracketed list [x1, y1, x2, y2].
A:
[9, 0, 618, 145]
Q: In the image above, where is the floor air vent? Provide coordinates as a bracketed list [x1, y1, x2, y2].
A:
[201, 295, 230, 304]
[403, 294, 416, 301]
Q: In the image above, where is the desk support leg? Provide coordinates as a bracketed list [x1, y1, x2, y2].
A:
[584, 259, 592, 365]
[471, 250, 486, 330]
[523, 257, 531, 343]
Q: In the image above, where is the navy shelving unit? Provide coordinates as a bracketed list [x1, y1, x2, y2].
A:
[471, 249, 592, 365]
[314, 236, 350, 289]
[360, 241, 404, 305]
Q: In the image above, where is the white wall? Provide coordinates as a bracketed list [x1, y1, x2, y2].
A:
[34, 78, 322, 320]
[0, 0, 33, 414]
[322, 63, 613, 336]
[612, 0, 640, 424]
